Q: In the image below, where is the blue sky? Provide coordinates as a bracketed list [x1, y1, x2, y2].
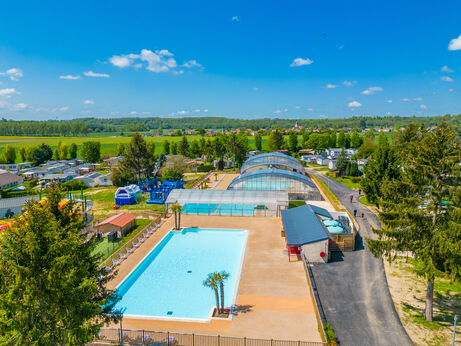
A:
[0, 0, 460, 120]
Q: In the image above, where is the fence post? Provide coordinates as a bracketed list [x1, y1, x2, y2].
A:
[192, 333, 195, 346]
[167, 331, 170, 346]
[218, 334, 220, 346]
[270, 339, 273, 346]
[244, 336, 246, 346]
[142, 329, 145, 345]
[118, 328, 121, 345]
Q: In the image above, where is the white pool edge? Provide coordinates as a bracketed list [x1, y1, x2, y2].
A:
[114, 227, 249, 323]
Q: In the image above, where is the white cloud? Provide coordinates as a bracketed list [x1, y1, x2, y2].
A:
[59, 106, 69, 111]
[295, 106, 301, 109]
[59, 75, 81, 80]
[253, 87, 259, 91]
[13, 103, 27, 110]
[400, 98, 411, 102]
[343, 80, 357, 87]
[109, 49, 201, 74]
[449, 88, 455, 92]
[448, 35, 461, 51]
[170, 110, 190, 116]
[290, 58, 314, 67]
[325, 84, 338, 89]
[307, 108, 313, 111]
[231, 16, 240, 22]
[203, 109, 209, 113]
[385, 112, 392, 115]
[0, 88, 18, 97]
[84, 71, 110, 78]
[172, 70, 184, 75]
[348, 101, 362, 108]
[130, 111, 138, 115]
[361, 86, 383, 95]
[83, 99, 94, 104]
[194, 109, 201, 113]
[441, 65, 454, 73]
[0, 68, 23, 81]
[413, 97, 423, 101]
[420, 104, 427, 110]
[274, 108, 288, 114]
[387, 100, 393, 103]
[441, 76, 454, 82]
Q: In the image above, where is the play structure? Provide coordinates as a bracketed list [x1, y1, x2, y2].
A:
[146, 179, 183, 204]
[114, 184, 142, 206]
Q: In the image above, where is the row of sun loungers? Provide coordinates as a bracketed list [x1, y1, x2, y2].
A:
[105, 222, 162, 271]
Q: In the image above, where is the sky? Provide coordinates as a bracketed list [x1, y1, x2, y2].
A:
[0, 0, 460, 120]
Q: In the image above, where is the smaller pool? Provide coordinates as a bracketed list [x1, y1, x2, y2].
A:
[327, 225, 345, 233]
[323, 220, 340, 227]
[182, 203, 255, 216]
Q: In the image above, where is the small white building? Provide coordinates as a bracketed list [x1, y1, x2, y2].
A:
[328, 160, 337, 171]
[0, 170, 24, 190]
[75, 172, 112, 187]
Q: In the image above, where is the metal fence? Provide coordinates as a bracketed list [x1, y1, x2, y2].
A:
[89, 328, 326, 346]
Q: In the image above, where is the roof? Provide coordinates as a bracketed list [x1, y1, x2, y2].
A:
[97, 213, 136, 228]
[0, 171, 23, 186]
[0, 195, 39, 209]
[228, 168, 316, 190]
[281, 205, 329, 246]
[165, 189, 289, 207]
[241, 152, 304, 174]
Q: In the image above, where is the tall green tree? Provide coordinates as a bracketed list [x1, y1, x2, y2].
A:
[59, 142, 68, 160]
[337, 131, 346, 148]
[350, 130, 362, 148]
[162, 140, 170, 155]
[19, 147, 27, 163]
[1, 145, 16, 164]
[69, 143, 78, 159]
[0, 184, 120, 344]
[268, 129, 284, 151]
[254, 133, 262, 151]
[116, 143, 126, 156]
[226, 133, 248, 168]
[119, 133, 156, 181]
[367, 123, 461, 322]
[80, 141, 101, 163]
[179, 135, 189, 156]
[335, 149, 349, 176]
[288, 131, 298, 152]
[171, 142, 178, 155]
[357, 138, 377, 158]
[203, 273, 220, 316]
[217, 271, 230, 313]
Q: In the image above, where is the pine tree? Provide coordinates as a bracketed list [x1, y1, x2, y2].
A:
[119, 132, 156, 180]
[268, 130, 284, 151]
[336, 149, 349, 176]
[69, 143, 78, 159]
[179, 135, 189, 156]
[162, 140, 170, 155]
[254, 133, 262, 151]
[288, 131, 298, 152]
[368, 123, 461, 322]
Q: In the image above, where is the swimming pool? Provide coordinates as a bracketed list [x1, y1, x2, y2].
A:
[182, 203, 256, 216]
[114, 228, 248, 320]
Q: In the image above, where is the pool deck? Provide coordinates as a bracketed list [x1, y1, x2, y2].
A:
[107, 214, 322, 342]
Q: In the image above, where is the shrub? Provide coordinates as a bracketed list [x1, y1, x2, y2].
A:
[197, 164, 214, 172]
[61, 179, 87, 191]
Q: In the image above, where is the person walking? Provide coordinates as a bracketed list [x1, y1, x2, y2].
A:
[358, 188, 361, 196]
[353, 209, 357, 217]
[350, 195, 354, 203]
[361, 212, 364, 218]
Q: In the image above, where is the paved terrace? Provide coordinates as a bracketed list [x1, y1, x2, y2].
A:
[108, 214, 322, 342]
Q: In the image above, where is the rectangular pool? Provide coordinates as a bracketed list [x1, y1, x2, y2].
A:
[114, 228, 248, 320]
[182, 203, 256, 216]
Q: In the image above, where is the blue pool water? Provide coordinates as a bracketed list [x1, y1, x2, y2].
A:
[240, 181, 291, 191]
[115, 228, 247, 320]
[182, 203, 255, 216]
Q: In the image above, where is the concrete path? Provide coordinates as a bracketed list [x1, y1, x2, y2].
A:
[307, 169, 413, 346]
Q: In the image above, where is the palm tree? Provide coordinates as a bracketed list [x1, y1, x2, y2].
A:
[203, 273, 220, 315]
[217, 271, 230, 313]
[170, 204, 183, 230]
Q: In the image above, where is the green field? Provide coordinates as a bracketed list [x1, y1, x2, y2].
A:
[0, 134, 280, 163]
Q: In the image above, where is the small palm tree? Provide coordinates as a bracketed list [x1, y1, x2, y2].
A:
[217, 271, 230, 313]
[203, 273, 220, 315]
[170, 204, 183, 230]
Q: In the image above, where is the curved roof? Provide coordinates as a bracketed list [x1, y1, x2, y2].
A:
[228, 168, 316, 190]
[241, 152, 304, 174]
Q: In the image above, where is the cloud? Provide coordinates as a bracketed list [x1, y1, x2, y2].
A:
[449, 88, 455, 92]
[194, 109, 201, 113]
[343, 80, 357, 87]
[130, 111, 138, 115]
[361, 86, 383, 95]
[170, 110, 190, 116]
[0, 88, 18, 97]
[325, 84, 338, 89]
[109, 49, 200, 74]
[0, 68, 23, 81]
[59, 75, 81, 80]
[253, 87, 259, 91]
[84, 71, 110, 78]
[231, 16, 240, 22]
[13, 103, 27, 110]
[448, 35, 461, 51]
[413, 97, 423, 101]
[295, 106, 301, 109]
[348, 101, 362, 108]
[385, 112, 392, 115]
[420, 104, 427, 110]
[307, 108, 313, 111]
[290, 58, 314, 67]
[400, 98, 411, 102]
[203, 109, 208, 113]
[441, 65, 454, 73]
[274, 108, 288, 114]
[59, 106, 69, 111]
[387, 100, 393, 103]
[441, 76, 454, 82]
[83, 99, 94, 104]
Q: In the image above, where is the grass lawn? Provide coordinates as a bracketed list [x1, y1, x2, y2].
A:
[359, 195, 374, 206]
[327, 175, 362, 190]
[310, 175, 341, 208]
[385, 258, 461, 345]
[93, 218, 151, 261]
[289, 200, 306, 209]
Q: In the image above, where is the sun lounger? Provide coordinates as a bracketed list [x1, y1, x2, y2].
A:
[104, 266, 112, 273]
[126, 246, 133, 253]
[143, 232, 148, 238]
[132, 241, 139, 248]
[112, 258, 120, 266]
[119, 252, 127, 260]
[138, 236, 144, 243]
[147, 228, 153, 234]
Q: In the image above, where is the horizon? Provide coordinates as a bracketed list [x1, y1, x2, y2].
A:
[0, 1, 460, 120]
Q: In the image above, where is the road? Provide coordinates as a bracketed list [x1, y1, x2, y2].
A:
[307, 169, 413, 346]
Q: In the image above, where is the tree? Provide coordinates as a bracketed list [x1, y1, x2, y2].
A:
[179, 136, 189, 156]
[226, 133, 248, 168]
[305, 133, 320, 151]
[28, 143, 53, 166]
[19, 147, 27, 162]
[116, 143, 125, 156]
[119, 133, 156, 181]
[81, 141, 101, 162]
[357, 138, 377, 159]
[0, 184, 121, 344]
[337, 131, 346, 148]
[53, 147, 60, 160]
[328, 133, 337, 148]
[213, 135, 226, 170]
[203, 273, 220, 316]
[268, 130, 283, 151]
[217, 271, 229, 313]
[367, 123, 461, 322]
[360, 140, 400, 207]
[59, 142, 68, 160]
[189, 140, 201, 158]
[350, 130, 362, 148]
[336, 149, 349, 176]
[171, 142, 178, 155]
[254, 133, 262, 151]
[170, 203, 183, 230]
[288, 131, 298, 152]
[160, 155, 188, 181]
[1, 145, 16, 164]
[162, 140, 170, 155]
[69, 143, 78, 159]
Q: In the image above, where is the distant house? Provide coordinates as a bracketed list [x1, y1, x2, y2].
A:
[0, 162, 31, 173]
[325, 148, 343, 158]
[357, 159, 368, 172]
[103, 156, 124, 168]
[96, 213, 136, 237]
[75, 172, 112, 187]
[345, 148, 358, 156]
[0, 195, 38, 219]
[40, 172, 77, 184]
[0, 170, 24, 190]
[328, 160, 337, 171]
